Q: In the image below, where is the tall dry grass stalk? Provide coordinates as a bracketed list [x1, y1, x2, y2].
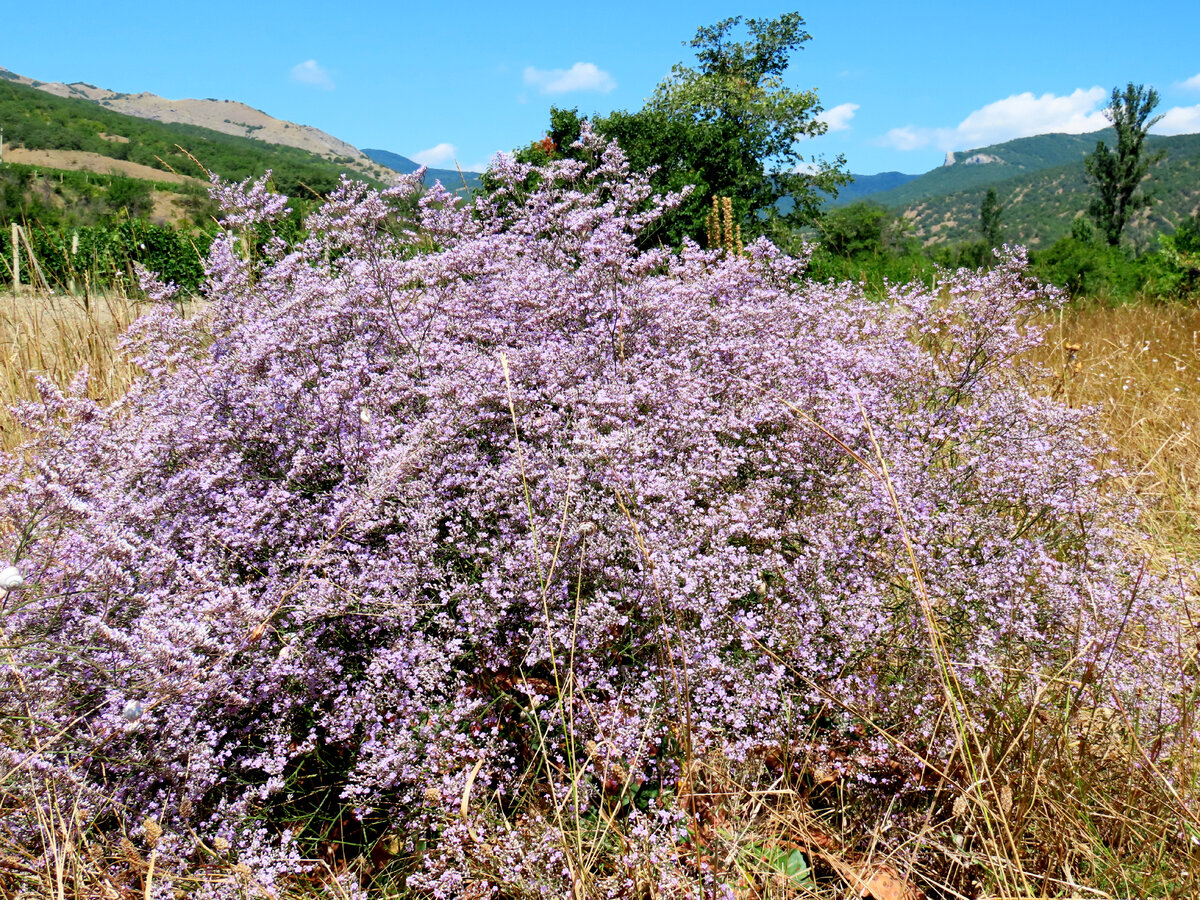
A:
[0, 289, 147, 449]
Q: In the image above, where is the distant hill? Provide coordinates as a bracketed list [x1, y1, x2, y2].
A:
[855, 132, 1114, 213]
[361, 148, 482, 196]
[777, 171, 918, 215]
[826, 171, 920, 205]
[0, 74, 397, 231]
[0, 66, 395, 184]
[873, 132, 1200, 247]
[897, 132, 1195, 248]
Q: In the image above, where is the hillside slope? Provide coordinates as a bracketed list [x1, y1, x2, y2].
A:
[0, 67, 393, 183]
[864, 132, 1113, 211]
[0, 77, 381, 197]
[859, 131, 1200, 247]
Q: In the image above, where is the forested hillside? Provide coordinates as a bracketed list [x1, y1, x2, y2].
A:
[0, 77, 378, 196]
[858, 131, 1200, 246]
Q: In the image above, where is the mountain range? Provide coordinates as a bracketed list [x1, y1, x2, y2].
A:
[360, 148, 482, 195]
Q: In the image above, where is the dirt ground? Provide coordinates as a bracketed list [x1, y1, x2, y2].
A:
[3, 147, 204, 186]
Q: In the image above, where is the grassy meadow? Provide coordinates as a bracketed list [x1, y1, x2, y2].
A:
[1, 268, 1197, 899]
[1043, 305, 1200, 554]
[0, 289, 145, 448]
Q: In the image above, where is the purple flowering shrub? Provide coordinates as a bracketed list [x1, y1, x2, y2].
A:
[0, 133, 1189, 896]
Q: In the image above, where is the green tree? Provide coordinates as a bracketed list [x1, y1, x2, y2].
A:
[979, 188, 1003, 246]
[1151, 212, 1200, 298]
[816, 202, 900, 258]
[1084, 83, 1165, 247]
[514, 14, 848, 246]
[642, 13, 847, 241]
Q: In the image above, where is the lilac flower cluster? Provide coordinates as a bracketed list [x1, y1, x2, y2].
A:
[0, 131, 1188, 895]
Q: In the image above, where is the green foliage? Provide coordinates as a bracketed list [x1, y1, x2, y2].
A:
[1, 217, 212, 294]
[1030, 228, 1151, 301]
[104, 176, 153, 219]
[1070, 217, 1096, 243]
[815, 201, 902, 257]
[980, 188, 1003, 246]
[806, 249, 940, 295]
[0, 163, 218, 230]
[598, 108, 765, 245]
[1085, 83, 1166, 247]
[1148, 212, 1200, 299]
[801, 202, 948, 293]
[511, 13, 848, 246]
[748, 845, 814, 889]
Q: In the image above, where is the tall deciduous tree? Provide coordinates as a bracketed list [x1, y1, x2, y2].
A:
[1084, 83, 1164, 247]
[636, 13, 848, 242]
[512, 13, 848, 246]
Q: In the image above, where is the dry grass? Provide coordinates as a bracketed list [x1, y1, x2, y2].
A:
[0, 289, 147, 449]
[1037, 304, 1200, 557]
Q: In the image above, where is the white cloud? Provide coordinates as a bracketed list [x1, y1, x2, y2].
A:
[877, 87, 1110, 152]
[820, 102, 859, 132]
[878, 125, 931, 151]
[955, 88, 1109, 144]
[1179, 73, 1200, 91]
[291, 59, 334, 90]
[1154, 104, 1200, 135]
[523, 62, 616, 95]
[411, 143, 458, 168]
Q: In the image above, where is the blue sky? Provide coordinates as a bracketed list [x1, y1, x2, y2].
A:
[4, 0, 1200, 176]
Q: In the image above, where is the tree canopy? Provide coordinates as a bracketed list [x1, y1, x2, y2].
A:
[511, 13, 848, 247]
[1085, 83, 1164, 247]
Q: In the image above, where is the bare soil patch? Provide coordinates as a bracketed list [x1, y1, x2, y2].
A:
[4, 147, 203, 186]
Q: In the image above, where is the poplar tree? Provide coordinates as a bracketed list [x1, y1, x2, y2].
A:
[1084, 83, 1164, 247]
[979, 188, 1003, 246]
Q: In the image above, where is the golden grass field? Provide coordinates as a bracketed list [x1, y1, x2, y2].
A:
[0, 289, 144, 449]
[0, 288, 1197, 899]
[1041, 305, 1200, 558]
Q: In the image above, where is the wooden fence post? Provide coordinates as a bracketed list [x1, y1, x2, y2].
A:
[69, 230, 80, 295]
